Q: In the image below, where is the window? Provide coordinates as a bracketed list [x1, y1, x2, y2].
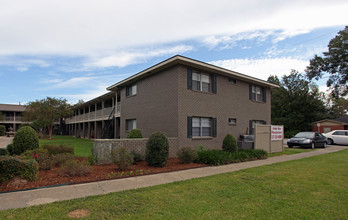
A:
[188, 68, 217, 94]
[249, 120, 266, 135]
[229, 78, 236, 84]
[192, 71, 211, 92]
[333, 131, 347, 136]
[126, 84, 137, 97]
[228, 118, 237, 125]
[126, 119, 136, 131]
[188, 117, 217, 137]
[249, 84, 266, 102]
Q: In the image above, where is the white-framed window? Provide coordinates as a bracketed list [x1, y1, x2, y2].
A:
[192, 117, 211, 137]
[228, 118, 237, 125]
[126, 84, 137, 97]
[126, 119, 136, 131]
[192, 71, 211, 92]
[251, 85, 264, 102]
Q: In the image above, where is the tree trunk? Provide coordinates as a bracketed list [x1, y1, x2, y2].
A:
[48, 125, 53, 139]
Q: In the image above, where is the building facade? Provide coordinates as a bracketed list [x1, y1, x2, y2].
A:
[0, 104, 27, 132]
[66, 56, 278, 149]
[312, 117, 348, 133]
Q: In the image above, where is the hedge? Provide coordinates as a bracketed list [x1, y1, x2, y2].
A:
[0, 156, 38, 183]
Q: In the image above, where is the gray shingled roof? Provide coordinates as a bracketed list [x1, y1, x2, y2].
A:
[0, 104, 26, 112]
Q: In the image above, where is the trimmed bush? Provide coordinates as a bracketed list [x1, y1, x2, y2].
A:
[0, 125, 5, 136]
[0, 157, 38, 183]
[59, 159, 91, 177]
[42, 144, 74, 155]
[196, 149, 268, 166]
[127, 129, 143, 138]
[6, 144, 14, 155]
[52, 153, 75, 167]
[111, 147, 134, 170]
[12, 126, 39, 155]
[131, 150, 144, 162]
[145, 131, 169, 167]
[0, 148, 8, 156]
[222, 134, 237, 152]
[21, 148, 53, 170]
[177, 147, 197, 164]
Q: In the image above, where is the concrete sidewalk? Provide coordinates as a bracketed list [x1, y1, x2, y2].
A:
[0, 145, 346, 211]
[0, 136, 13, 149]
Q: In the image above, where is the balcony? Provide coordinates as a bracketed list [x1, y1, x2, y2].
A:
[0, 116, 23, 123]
[66, 103, 121, 123]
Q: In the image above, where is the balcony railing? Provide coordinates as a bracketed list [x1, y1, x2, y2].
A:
[66, 103, 121, 123]
[0, 116, 23, 122]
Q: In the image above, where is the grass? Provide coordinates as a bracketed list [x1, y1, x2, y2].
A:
[1, 149, 347, 219]
[39, 135, 93, 157]
[268, 147, 317, 157]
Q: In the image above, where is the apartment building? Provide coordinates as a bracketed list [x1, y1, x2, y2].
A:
[0, 104, 27, 132]
[66, 55, 278, 148]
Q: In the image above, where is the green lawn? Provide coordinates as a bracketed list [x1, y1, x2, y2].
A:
[268, 147, 317, 157]
[39, 135, 93, 157]
[1, 149, 347, 219]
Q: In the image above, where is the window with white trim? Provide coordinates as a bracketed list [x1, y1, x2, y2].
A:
[126, 119, 136, 131]
[126, 84, 137, 97]
[192, 71, 211, 92]
[251, 85, 263, 102]
[192, 117, 211, 137]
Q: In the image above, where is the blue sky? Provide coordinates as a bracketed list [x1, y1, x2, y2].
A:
[0, 0, 347, 105]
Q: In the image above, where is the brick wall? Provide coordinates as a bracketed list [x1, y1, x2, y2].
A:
[94, 138, 178, 164]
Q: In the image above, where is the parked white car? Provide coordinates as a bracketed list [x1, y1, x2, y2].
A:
[324, 130, 348, 145]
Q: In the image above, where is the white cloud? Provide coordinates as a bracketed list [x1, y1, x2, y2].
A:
[0, 0, 346, 56]
[60, 85, 109, 104]
[210, 57, 309, 80]
[16, 67, 28, 72]
[86, 45, 194, 68]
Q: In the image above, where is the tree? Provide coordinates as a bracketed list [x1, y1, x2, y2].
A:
[24, 97, 73, 139]
[306, 26, 348, 97]
[327, 97, 348, 118]
[268, 70, 328, 137]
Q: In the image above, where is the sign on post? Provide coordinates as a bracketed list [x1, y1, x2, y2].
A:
[271, 125, 283, 141]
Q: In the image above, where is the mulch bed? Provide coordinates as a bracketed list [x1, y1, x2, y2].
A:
[0, 158, 207, 193]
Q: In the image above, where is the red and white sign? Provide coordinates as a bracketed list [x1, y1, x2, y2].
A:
[271, 126, 283, 141]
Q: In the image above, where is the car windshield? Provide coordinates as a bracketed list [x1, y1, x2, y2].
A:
[294, 132, 314, 138]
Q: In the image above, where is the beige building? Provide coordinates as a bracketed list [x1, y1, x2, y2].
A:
[66, 55, 278, 148]
[0, 104, 27, 132]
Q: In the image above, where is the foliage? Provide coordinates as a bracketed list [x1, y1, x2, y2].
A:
[145, 131, 169, 167]
[42, 144, 74, 155]
[127, 129, 143, 138]
[18, 124, 34, 130]
[87, 154, 98, 166]
[59, 159, 91, 177]
[52, 153, 75, 167]
[306, 26, 348, 97]
[0, 157, 38, 183]
[107, 169, 152, 179]
[0, 125, 5, 136]
[111, 147, 134, 171]
[13, 126, 39, 155]
[327, 97, 348, 118]
[177, 147, 197, 164]
[196, 149, 267, 166]
[0, 148, 8, 156]
[24, 97, 73, 139]
[222, 134, 237, 152]
[21, 148, 53, 170]
[268, 71, 328, 137]
[6, 144, 14, 155]
[130, 150, 144, 162]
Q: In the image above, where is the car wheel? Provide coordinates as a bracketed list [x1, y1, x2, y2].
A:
[327, 138, 333, 145]
[311, 143, 315, 149]
[323, 142, 327, 148]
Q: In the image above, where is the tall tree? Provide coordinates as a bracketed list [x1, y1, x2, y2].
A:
[327, 97, 348, 118]
[268, 70, 328, 137]
[305, 26, 348, 97]
[24, 97, 73, 139]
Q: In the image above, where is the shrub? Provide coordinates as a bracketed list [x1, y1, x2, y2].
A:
[0, 125, 5, 136]
[87, 154, 98, 166]
[6, 144, 14, 155]
[52, 153, 75, 167]
[0, 156, 38, 183]
[59, 159, 91, 177]
[177, 147, 197, 164]
[111, 147, 134, 170]
[0, 148, 8, 156]
[127, 129, 143, 138]
[42, 144, 74, 155]
[131, 150, 144, 162]
[145, 131, 169, 167]
[12, 126, 39, 155]
[222, 134, 237, 152]
[21, 148, 53, 170]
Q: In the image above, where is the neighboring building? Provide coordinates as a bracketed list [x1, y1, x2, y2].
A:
[0, 104, 27, 132]
[66, 55, 278, 148]
[312, 117, 348, 133]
